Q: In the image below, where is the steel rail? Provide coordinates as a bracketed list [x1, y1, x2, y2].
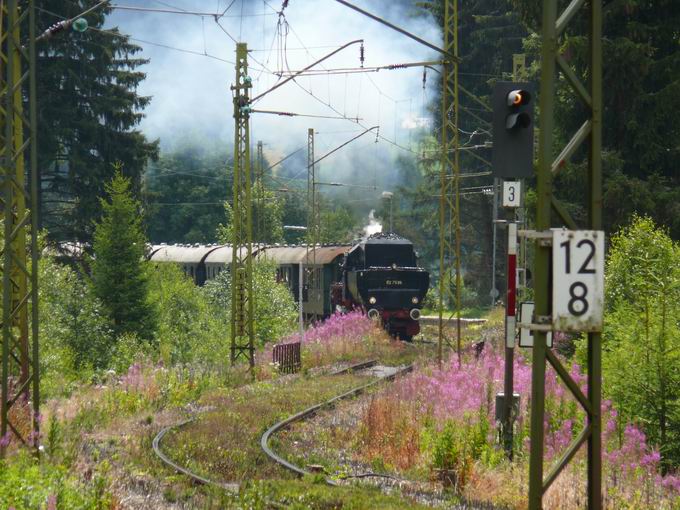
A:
[151, 418, 239, 492]
[151, 359, 380, 491]
[260, 364, 414, 485]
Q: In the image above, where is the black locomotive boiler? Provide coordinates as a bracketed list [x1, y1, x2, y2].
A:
[332, 233, 430, 341]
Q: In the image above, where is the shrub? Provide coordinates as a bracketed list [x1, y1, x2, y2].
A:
[596, 216, 680, 469]
[202, 260, 297, 347]
[39, 255, 112, 394]
[147, 263, 228, 366]
[0, 450, 113, 509]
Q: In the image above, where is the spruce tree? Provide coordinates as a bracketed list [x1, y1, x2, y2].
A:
[36, 0, 158, 242]
[91, 170, 155, 341]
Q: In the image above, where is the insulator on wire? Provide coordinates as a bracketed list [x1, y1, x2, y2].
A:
[360, 44, 365, 68]
[422, 67, 427, 89]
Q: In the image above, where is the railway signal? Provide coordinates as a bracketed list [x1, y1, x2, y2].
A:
[492, 82, 534, 179]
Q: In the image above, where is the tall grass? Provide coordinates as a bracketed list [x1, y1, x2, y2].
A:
[354, 340, 680, 508]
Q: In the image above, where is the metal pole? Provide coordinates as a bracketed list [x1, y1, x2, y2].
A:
[588, 1, 603, 507]
[503, 221, 517, 459]
[528, 2, 603, 508]
[255, 140, 264, 242]
[298, 261, 304, 342]
[437, 0, 460, 367]
[230, 42, 255, 370]
[452, 0, 462, 363]
[527, 0, 556, 502]
[1, 0, 39, 455]
[491, 178, 499, 306]
[306, 128, 317, 322]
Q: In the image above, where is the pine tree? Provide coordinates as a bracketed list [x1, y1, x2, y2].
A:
[37, 0, 158, 242]
[144, 146, 231, 243]
[512, 0, 680, 239]
[91, 169, 155, 341]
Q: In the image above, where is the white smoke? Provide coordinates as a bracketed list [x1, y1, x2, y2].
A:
[105, 0, 440, 190]
[363, 209, 383, 236]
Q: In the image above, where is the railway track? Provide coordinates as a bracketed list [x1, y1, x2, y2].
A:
[151, 359, 386, 492]
[260, 363, 414, 485]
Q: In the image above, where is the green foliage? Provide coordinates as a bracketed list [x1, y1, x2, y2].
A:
[144, 146, 230, 243]
[39, 254, 112, 394]
[204, 479, 433, 509]
[202, 260, 297, 346]
[0, 450, 113, 510]
[254, 189, 286, 244]
[37, 0, 158, 243]
[592, 217, 680, 468]
[217, 195, 285, 245]
[318, 206, 358, 244]
[147, 264, 228, 366]
[513, 0, 680, 240]
[91, 170, 155, 341]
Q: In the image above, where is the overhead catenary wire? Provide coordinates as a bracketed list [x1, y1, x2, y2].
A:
[109, 4, 274, 17]
[36, 6, 276, 71]
[263, 10, 423, 156]
[250, 109, 360, 121]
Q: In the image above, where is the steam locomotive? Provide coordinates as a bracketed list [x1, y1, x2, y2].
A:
[332, 233, 429, 341]
[147, 233, 429, 341]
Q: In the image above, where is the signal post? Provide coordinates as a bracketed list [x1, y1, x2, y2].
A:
[492, 83, 533, 460]
[490, 3, 604, 508]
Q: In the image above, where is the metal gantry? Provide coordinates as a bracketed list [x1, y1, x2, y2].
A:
[0, 0, 39, 454]
[229, 42, 255, 369]
[528, 1, 603, 508]
[437, 0, 461, 365]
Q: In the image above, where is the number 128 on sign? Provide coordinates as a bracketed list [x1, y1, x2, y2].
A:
[552, 230, 604, 332]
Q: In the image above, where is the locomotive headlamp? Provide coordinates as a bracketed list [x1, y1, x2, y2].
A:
[411, 296, 419, 304]
[369, 296, 377, 305]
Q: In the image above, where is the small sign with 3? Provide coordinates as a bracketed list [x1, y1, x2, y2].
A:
[552, 230, 605, 332]
[502, 181, 521, 208]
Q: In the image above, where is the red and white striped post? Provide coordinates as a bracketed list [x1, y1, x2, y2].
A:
[506, 222, 518, 347]
[503, 221, 518, 459]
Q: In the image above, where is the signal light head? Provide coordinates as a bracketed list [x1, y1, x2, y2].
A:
[506, 112, 532, 130]
[507, 89, 531, 107]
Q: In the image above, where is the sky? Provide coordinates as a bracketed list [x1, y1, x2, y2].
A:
[105, 0, 443, 200]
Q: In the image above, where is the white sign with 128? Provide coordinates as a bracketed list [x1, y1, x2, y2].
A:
[552, 230, 605, 332]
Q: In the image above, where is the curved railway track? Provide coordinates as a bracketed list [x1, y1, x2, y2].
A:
[260, 363, 414, 484]
[151, 359, 386, 491]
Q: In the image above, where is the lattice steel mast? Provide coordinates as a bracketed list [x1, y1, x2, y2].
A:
[230, 42, 255, 369]
[0, 0, 39, 455]
[528, 1, 603, 508]
[437, 0, 461, 365]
